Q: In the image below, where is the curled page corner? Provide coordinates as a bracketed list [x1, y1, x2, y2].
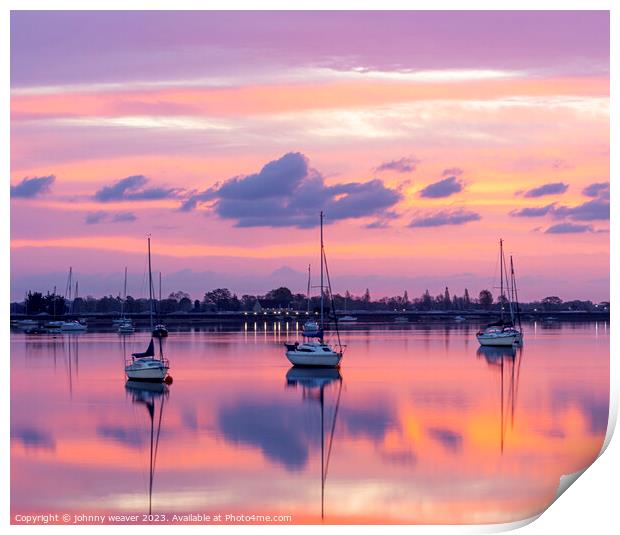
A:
[555, 468, 588, 501]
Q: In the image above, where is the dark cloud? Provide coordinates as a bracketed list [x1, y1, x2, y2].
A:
[10, 175, 55, 198]
[112, 211, 137, 222]
[85, 211, 138, 224]
[553, 198, 609, 221]
[582, 181, 609, 199]
[85, 211, 107, 224]
[375, 156, 419, 173]
[181, 152, 401, 228]
[94, 174, 180, 202]
[510, 203, 556, 217]
[441, 167, 464, 177]
[522, 182, 568, 198]
[409, 209, 481, 228]
[545, 222, 594, 234]
[419, 176, 464, 198]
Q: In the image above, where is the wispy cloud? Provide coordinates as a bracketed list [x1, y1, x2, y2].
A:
[419, 176, 464, 198]
[85, 211, 138, 224]
[582, 181, 609, 199]
[545, 222, 594, 234]
[510, 203, 556, 217]
[409, 209, 480, 228]
[179, 152, 402, 228]
[522, 182, 568, 198]
[554, 198, 609, 221]
[441, 167, 464, 177]
[374, 156, 419, 173]
[10, 175, 55, 198]
[94, 175, 181, 202]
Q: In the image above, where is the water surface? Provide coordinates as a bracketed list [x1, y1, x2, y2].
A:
[11, 321, 609, 524]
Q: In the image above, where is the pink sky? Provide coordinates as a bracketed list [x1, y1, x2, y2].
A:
[10, 11, 610, 301]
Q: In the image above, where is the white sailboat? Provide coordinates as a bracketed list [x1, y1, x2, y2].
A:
[60, 269, 87, 331]
[302, 264, 322, 337]
[125, 237, 170, 381]
[285, 212, 344, 367]
[476, 239, 523, 347]
[118, 267, 135, 334]
[339, 292, 357, 322]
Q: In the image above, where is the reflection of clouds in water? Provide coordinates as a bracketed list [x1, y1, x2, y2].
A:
[11, 426, 56, 451]
[410, 390, 472, 410]
[218, 402, 316, 470]
[97, 425, 145, 448]
[218, 399, 397, 470]
[551, 389, 609, 435]
[340, 405, 395, 442]
[427, 427, 463, 453]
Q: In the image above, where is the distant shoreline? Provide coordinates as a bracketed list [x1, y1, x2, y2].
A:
[10, 309, 609, 326]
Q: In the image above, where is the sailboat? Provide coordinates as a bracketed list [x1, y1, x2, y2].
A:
[476, 239, 523, 346]
[339, 292, 357, 322]
[302, 264, 322, 337]
[60, 268, 87, 331]
[118, 267, 135, 334]
[125, 380, 168, 515]
[152, 272, 169, 338]
[125, 237, 170, 381]
[285, 212, 344, 367]
[285, 367, 342, 520]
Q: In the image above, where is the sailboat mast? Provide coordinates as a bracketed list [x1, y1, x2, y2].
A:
[148, 237, 154, 332]
[121, 266, 128, 318]
[320, 212, 324, 332]
[510, 255, 522, 331]
[499, 239, 504, 320]
[307, 264, 311, 314]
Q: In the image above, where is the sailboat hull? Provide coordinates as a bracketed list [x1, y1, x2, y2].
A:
[285, 344, 342, 367]
[125, 358, 169, 381]
[476, 332, 519, 346]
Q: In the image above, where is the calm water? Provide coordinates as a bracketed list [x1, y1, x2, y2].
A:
[11, 322, 609, 524]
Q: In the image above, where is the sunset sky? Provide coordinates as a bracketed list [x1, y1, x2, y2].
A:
[10, 11, 610, 302]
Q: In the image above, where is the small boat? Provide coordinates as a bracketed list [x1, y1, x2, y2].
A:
[60, 320, 87, 331]
[476, 239, 523, 347]
[24, 326, 47, 335]
[152, 324, 168, 337]
[152, 272, 168, 337]
[125, 237, 170, 382]
[285, 212, 345, 368]
[45, 320, 65, 329]
[125, 339, 169, 381]
[118, 320, 135, 334]
[339, 315, 357, 323]
[455, 315, 466, 322]
[302, 264, 324, 337]
[302, 319, 322, 337]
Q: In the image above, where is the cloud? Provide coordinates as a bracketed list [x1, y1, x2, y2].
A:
[180, 152, 401, 228]
[510, 203, 556, 217]
[374, 156, 419, 173]
[112, 211, 137, 222]
[85, 211, 138, 224]
[441, 167, 464, 177]
[582, 181, 609, 199]
[85, 211, 107, 224]
[94, 174, 180, 202]
[522, 182, 568, 198]
[553, 198, 609, 221]
[409, 209, 480, 228]
[419, 176, 464, 198]
[545, 222, 594, 234]
[10, 175, 55, 198]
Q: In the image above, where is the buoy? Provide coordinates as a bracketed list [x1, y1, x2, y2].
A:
[164, 375, 173, 385]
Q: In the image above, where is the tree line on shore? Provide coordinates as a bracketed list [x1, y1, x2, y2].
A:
[12, 286, 609, 316]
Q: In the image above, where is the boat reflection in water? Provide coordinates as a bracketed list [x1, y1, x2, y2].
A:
[285, 367, 343, 521]
[125, 380, 169, 516]
[477, 345, 524, 453]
